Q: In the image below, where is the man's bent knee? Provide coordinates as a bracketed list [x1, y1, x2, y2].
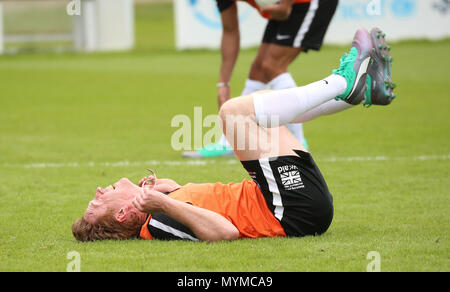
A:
[219, 95, 254, 124]
[219, 95, 260, 141]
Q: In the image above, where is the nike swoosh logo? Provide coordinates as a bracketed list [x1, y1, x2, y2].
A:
[276, 35, 291, 40]
[348, 56, 371, 98]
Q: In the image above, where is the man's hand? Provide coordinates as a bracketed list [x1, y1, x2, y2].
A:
[261, 0, 293, 21]
[132, 186, 167, 214]
[138, 176, 180, 193]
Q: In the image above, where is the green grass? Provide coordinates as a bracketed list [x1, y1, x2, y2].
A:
[0, 2, 449, 272]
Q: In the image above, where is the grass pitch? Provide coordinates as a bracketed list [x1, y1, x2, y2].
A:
[0, 2, 449, 272]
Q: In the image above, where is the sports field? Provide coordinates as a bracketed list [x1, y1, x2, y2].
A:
[0, 2, 449, 272]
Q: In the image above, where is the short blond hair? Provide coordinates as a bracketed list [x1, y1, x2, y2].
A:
[72, 209, 142, 242]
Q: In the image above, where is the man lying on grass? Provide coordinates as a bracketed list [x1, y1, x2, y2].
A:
[72, 28, 395, 242]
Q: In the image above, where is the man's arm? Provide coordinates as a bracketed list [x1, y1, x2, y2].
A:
[133, 187, 239, 242]
[218, 3, 240, 108]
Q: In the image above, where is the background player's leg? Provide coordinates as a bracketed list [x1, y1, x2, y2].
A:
[246, 42, 271, 85]
[252, 44, 302, 84]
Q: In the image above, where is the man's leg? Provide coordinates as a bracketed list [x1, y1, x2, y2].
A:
[219, 29, 373, 160]
[210, 43, 302, 155]
[219, 74, 347, 161]
[291, 99, 355, 123]
[248, 0, 338, 146]
[207, 27, 395, 158]
[251, 44, 302, 84]
[268, 72, 307, 150]
[249, 43, 307, 147]
[266, 72, 306, 142]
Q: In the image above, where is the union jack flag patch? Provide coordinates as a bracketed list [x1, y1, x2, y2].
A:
[279, 166, 304, 190]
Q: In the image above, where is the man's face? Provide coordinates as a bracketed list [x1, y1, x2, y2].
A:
[84, 178, 147, 224]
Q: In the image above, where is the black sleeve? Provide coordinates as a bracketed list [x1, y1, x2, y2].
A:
[216, 0, 235, 13]
[148, 213, 199, 241]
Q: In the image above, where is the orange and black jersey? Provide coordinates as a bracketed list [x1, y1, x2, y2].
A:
[140, 179, 286, 240]
[140, 150, 333, 241]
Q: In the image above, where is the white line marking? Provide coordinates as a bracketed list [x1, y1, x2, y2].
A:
[0, 155, 448, 169]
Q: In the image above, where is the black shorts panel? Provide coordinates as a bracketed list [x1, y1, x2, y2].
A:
[241, 150, 334, 237]
[262, 0, 338, 50]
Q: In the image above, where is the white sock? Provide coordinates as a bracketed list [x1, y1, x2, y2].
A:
[292, 99, 354, 123]
[253, 74, 347, 127]
[267, 73, 306, 143]
[268, 72, 297, 90]
[241, 79, 270, 95]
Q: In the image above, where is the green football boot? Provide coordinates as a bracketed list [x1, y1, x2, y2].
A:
[333, 28, 373, 105]
[363, 27, 396, 106]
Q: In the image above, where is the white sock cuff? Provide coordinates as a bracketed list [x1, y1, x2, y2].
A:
[252, 74, 347, 128]
[326, 74, 348, 94]
[252, 91, 266, 125]
[252, 89, 292, 127]
[268, 72, 297, 90]
[241, 79, 269, 95]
